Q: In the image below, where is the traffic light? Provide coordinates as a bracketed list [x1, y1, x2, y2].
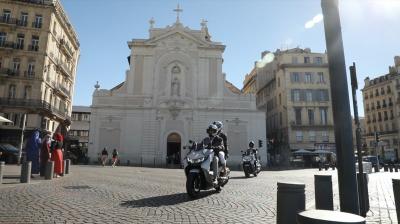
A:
[375, 132, 380, 143]
[258, 140, 263, 148]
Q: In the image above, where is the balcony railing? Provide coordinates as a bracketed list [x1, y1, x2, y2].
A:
[23, 71, 35, 78]
[13, 0, 54, 6]
[28, 45, 39, 51]
[14, 43, 24, 50]
[16, 20, 27, 27]
[54, 83, 71, 98]
[59, 38, 74, 57]
[0, 17, 17, 25]
[0, 98, 70, 119]
[0, 68, 19, 77]
[32, 22, 42, 29]
[0, 41, 15, 49]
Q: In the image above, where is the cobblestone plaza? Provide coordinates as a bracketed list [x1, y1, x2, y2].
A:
[0, 166, 398, 223]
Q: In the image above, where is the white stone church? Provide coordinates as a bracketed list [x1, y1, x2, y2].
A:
[88, 13, 266, 168]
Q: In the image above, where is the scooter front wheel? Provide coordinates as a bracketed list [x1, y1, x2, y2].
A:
[186, 172, 201, 198]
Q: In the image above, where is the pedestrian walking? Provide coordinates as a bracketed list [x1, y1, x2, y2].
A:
[112, 149, 118, 167]
[39, 133, 51, 176]
[26, 130, 41, 177]
[101, 148, 108, 167]
[51, 133, 64, 178]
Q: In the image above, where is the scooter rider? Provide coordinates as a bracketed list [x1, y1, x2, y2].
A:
[247, 141, 259, 167]
[202, 124, 224, 185]
[213, 121, 228, 175]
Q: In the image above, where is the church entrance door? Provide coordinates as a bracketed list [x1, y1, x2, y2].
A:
[167, 133, 181, 167]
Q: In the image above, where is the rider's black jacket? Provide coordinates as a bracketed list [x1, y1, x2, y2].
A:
[218, 131, 228, 154]
[202, 135, 224, 153]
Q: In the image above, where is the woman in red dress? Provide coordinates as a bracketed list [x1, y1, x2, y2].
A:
[51, 133, 64, 177]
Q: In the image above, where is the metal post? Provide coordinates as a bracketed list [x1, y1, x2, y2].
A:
[393, 179, 400, 223]
[65, 159, 70, 174]
[357, 173, 369, 217]
[314, 175, 334, 210]
[350, 62, 366, 217]
[20, 161, 31, 183]
[276, 182, 305, 224]
[0, 161, 4, 184]
[321, 0, 360, 214]
[45, 161, 54, 180]
[17, 113, 27, 165]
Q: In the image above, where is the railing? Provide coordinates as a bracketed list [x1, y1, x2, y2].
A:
[13, 0, 54, 6]
[32, 22, 42, 29]
[14, 43, 24, 50]
[383, 104, 387, 108]
[59, 38, 74, 57]
[28, 45, 39, 51]
[0, 17, 17, 25]
[0, 68, 19, 77]
[0, 98, 70, 119]
[0, 41, 15, 49]
[16, 20, 27, 27]
[23, 71, 35, 78]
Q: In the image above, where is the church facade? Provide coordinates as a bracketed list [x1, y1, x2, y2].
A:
[88, 18, 266, 168]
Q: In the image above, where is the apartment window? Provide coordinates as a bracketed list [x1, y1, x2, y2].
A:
[377, 101, 381, 109]
[279, 112, 282, 125]
[308, 109, 315, 125]
[393, 122, 397, 130]
[291, 72, 300, 83]
[304, 57, 310, 64]
[19, 12, 28, 26]
[387, 85, 392, 93]
[24, 86, 31, 99]
[296, 131, 303, 142]
[314, 57, 323, 64]
[33, 15, 42, 28]
[278, 77, 280, 87]
[320, 107, 328, 125]
[318, 72, 324, 83]
[381, 87, 385, 95]
[322, 131, 329, 142]
[378, 112, 382, 121]
[383, 99, 387, 107]
[16, 34, 24, 49]
[309, 131, 316, 142]
[366, 103, 369, 111]
[30, 36, 39, 51]
[295, 108, 302, 125]
[292, 56, 298, 64]
[27, 62, 35, 76]
[81, 131, 89, 137]
[279, 94, 281, 105]
[12, 59, 20, 75]
[8, 84, 16, 98]
[3, 10, 11, 23]
[375, 89, 379, 96]
[391, 110, 394, 119]
[0, 32, 6, 45]
[384, 111, 388, 120]
[305, 72, 313, 83]
[293, 89, 300, 102]
[306, 90, 312, 101]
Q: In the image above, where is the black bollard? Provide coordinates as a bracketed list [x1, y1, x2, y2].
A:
[357, 172, 370, 217]
[325, 164, 329, 170]
[276, 182, 305, 224]
[374, 164, 379, 172]
[314, 175, 334, 210]
[20, 161, 31, 183]
[395, 165, 399, 172]
[65, 159, 70, 175]
[384, 165, 388, 172]
[332, 165, 336, 170]
[45, 161, 54, 180]
[297, 210, 365, 224]
[127, 160, 130, 166]
[0, 161, 4, 184]
[61, 160, 66, 176]
[318, 162, 322, 171]
[390, 165, 394, 172]
[393, 179, 400, 223]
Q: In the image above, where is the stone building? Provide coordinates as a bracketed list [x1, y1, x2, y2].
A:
[242, 67, 257, 94]
[245, 48, 335, 166]
[0, 0, 79, 148]
[65, 105, 90, 163]
[89, 14, 266, 168]
[362, 56, 400, 161]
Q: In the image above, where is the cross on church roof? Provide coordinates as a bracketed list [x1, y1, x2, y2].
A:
[173, 4, 183, 23]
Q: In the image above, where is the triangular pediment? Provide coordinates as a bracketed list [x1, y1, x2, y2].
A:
[146, 29, 211, 47]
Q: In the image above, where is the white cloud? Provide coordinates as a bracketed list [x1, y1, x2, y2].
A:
[256, 53, 275, 68]
[305, 13, 323, 29]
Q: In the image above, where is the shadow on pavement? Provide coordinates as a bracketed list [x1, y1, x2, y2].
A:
[120, 191, 214, 208]
[229, 176, 253, 179]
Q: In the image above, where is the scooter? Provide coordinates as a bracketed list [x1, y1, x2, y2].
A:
[241, 150, 261, 178]
[183, 140, 230, 198]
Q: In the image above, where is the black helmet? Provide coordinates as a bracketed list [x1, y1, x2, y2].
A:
[207, 124, 218, 137]
[212, 121, 223, 132]
[249, 141, 255, 148]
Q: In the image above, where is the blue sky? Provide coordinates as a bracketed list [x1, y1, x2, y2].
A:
[61, 0, 400, 117]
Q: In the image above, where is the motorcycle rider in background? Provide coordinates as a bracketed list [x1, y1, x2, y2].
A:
[246, 141, 259, 168]
[202, 124, 225, 186]
[212, 121, 228, 175]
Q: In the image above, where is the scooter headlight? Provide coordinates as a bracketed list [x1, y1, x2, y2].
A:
[188, 157, 205, 164]
[242, 156, 252, 162]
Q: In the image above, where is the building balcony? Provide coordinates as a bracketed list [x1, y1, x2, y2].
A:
[0, 68, 39, 80]
[28, 45, 39, 51]
[290, 121, 334, 129]
[53, 83, 71, 98]
[0, 41, 15, 49]
[0, 17, 17, 26]
[0, 98, 70, 120]
[377, 105, 381, 109]
[13, 0, 54, 5]
[31, 22, 42, 29]
[59, 38, 74, 58]
[0, 68, 19, 77]
[16, 20, 27, 27]
[389, 102, 393, 107]
[383, 104, 387, 108]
